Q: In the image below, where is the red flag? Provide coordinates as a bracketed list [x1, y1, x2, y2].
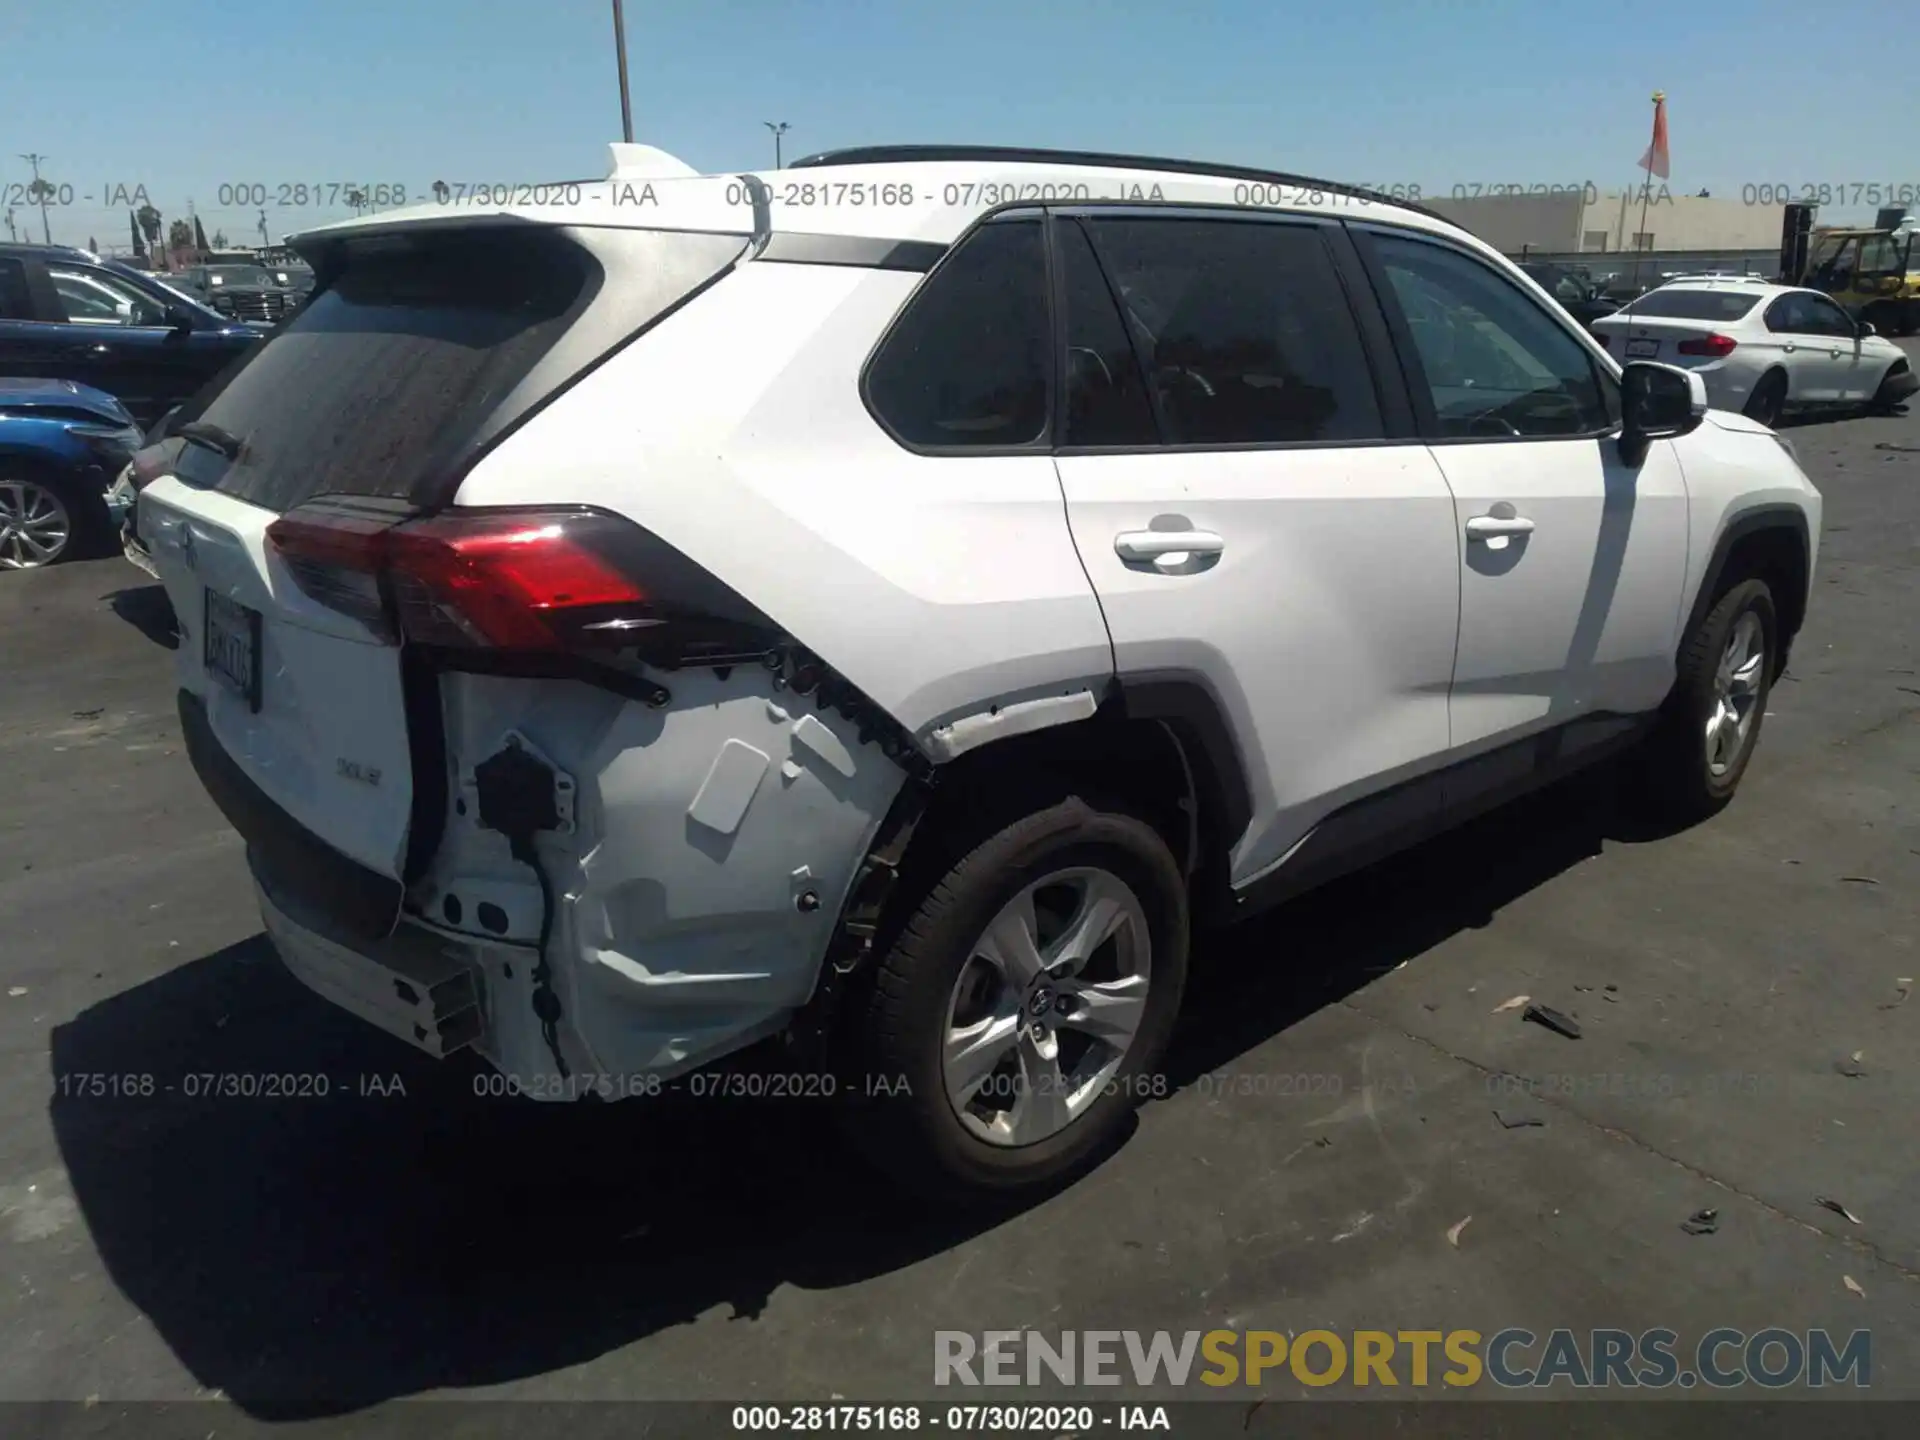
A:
[1637, 91, 1670, 179]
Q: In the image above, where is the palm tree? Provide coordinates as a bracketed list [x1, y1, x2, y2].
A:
[212, 230, 228, 248]
[346, 187, 369, 214]
[137, 203, 162, 253]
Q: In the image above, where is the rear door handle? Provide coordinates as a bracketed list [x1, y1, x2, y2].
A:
[62, 343, 112, 359]
[1114, 529, 1225, 562]
[1465, 514, 1536, 540]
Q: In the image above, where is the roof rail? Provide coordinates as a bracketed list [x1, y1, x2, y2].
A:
[787, 145, 1454, 226]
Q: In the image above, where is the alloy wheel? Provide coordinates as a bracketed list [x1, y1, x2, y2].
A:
[1705, 610, 1765, 777]
[941, 866, 1152, 1147]
[0, 480, 73, 570]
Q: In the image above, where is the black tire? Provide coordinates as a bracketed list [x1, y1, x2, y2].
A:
[1869, 360, 1912, 414]
[0, 469, 102, 570]
[1633, 578, 1777, 825]
[1743, 370, 1787, 428]
[838, 790, 1189, 1200]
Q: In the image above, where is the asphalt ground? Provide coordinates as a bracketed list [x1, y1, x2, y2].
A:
[1, 351, 1916, 1437]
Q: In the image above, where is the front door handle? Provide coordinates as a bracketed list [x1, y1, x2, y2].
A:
[1782, 343, 1797, 353]
[62, 344, 112, 359]
[1114, 529, 1225, 562]
[1465, 514, 1536, 541]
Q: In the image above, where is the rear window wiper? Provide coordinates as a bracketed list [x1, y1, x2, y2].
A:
[176, 420, 243, 460]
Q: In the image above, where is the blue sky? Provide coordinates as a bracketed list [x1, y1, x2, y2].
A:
[3, 0, 1916, 249]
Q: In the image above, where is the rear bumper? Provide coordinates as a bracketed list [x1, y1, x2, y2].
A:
[258, 873, 485, 1058]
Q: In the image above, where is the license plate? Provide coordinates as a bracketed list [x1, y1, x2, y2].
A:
[1626, 338, 1661, 358]
[204, 590, 262, 712]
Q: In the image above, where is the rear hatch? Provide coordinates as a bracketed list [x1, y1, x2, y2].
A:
[1594, 287, 1763, 365]
[139, 218, 750, 933]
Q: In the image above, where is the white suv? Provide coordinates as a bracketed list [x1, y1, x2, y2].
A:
[135, 144, 1822, 1195]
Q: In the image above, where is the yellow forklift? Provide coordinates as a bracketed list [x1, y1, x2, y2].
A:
[1784, 205, 1920, 335]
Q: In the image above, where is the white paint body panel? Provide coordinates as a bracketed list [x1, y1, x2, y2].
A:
[1056, 446, 1461, 883]
[1431, 436, 1691, 753]
[138, 478, 416, 878]
[453, 261, 1116, 740]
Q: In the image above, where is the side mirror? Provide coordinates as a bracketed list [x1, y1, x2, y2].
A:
[163, 304, 196, 333]
[1619, 361, 1707, 463]
[1859, 319, 1877, 338]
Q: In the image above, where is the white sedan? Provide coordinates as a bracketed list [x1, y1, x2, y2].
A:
[1590, 279, 1916, 425]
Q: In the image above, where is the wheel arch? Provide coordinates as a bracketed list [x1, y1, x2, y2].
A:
[1682, 505, 1811, 679]
[891, 673, 1255, 915]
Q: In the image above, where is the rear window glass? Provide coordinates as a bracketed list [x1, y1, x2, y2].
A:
[186, 229, 596, 511]
[864, 217, 1051, 450]
[1623, 289, 1762, 321]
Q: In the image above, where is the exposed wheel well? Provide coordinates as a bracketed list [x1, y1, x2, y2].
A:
[1716, 524, 1808, 676]
[918, 713, 1200, 871]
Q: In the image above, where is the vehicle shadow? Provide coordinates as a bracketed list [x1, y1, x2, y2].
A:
[47, 762, 1665, 1418]
[105, 583, 180, 650]
[1166, 760, 1667, 1083]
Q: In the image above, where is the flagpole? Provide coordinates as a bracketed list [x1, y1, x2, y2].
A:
[1631, 91, 1663, 288]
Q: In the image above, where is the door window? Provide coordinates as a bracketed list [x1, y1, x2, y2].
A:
[864, 216, 1050, 450]
[1799, 294, 1858, 337]
[1370, 234, 1615, 439]
[1077, 216, 1385, 446]
[50, 266, 167, 327]
[1058, 217, 1157, 447]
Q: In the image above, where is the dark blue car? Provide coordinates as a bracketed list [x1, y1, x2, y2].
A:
[0, 378, 145, 569]
[0, 243, 263, 428]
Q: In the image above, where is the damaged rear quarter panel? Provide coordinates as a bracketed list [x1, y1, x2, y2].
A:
[417, 668, 906, 1081]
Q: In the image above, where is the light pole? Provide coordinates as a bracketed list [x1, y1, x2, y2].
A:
[764, 121, 790, 170]
[611, 0, 634, 143]
[19, 154, 52, 243]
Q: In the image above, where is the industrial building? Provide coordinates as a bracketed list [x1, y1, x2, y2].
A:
[1425, 188, 1786, 272]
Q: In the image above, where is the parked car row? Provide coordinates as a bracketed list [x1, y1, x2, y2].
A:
[1592, 276, 1917, 425]
[0, 242, 268, 566]
[0, 378, 143, 568]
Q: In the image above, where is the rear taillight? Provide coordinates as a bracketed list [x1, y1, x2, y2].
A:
[266, 503, 779, 669]
[1677, 333, 1737, 357]
[384, 513, 646, 651]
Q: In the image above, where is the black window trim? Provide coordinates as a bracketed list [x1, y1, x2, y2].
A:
[1350, 221, 1623, 448]
[857, 207, 1057, 459]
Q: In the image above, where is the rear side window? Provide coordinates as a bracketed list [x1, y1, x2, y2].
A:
[1625, 289, 1762, 322]
[188, 229, 594, 511]
[1079, 216, 1385, 446]
[865, 217, 1049, 450]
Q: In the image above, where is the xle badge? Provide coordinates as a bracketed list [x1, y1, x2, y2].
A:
[336, 758, 382, 787]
